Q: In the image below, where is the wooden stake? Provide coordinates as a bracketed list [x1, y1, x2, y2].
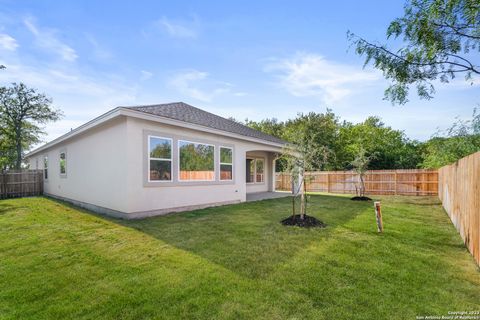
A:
[374, 201, 383, 233]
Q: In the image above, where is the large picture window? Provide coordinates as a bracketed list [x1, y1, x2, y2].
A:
[179, 140, 214, 181]
[149, 136, 172, 181]
[220, 147, 233, 181]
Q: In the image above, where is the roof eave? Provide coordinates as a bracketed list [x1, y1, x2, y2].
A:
[25, 107, 123, 158]
[121, 108, 286, 148]
[26, 107, 286, 158]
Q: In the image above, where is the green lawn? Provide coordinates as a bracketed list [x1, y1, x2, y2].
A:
[0, 195, 479, 319]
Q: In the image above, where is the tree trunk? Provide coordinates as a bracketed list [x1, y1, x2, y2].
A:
[300, 175, 306, 220]
[292, 193, 295, 218]
[360, 173, 365, 197]
[15, 126, 22, 170]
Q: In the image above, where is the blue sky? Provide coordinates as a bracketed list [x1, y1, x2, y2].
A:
[0, 0, 478, 143]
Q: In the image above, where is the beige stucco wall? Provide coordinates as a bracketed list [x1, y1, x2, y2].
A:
[28, 116, 129, 213]
[124, 117, 281, 215]
[28, 115, 282, 218]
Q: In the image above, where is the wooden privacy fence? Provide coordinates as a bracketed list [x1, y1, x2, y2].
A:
[0, 170, 44, 199]
[438, 151, 480, 266]
[276, 169, 438, 196]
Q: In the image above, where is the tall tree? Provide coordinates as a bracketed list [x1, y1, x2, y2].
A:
[284, 110, 341, 170]
[244, 118, 286, 139]
[339, 116, 421, 169]
[0, 83, 62, 169]
[421, 107, 480, 168]
[349, 0, 479, 104]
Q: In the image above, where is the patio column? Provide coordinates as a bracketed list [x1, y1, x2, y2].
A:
[271, 156, 276, 192]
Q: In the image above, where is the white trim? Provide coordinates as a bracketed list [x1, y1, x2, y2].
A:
[219, 146, 233, 181]
[26, 106, 285, 158]
[147, 135, 173, 182]
[246, 157, 255, 184]
[178, 139, 215, 182]
[43, 155, 49, 181]
[256, 158, 265, 183]
[59, 151, 67, 176]
[26, 108, 122, 157]
[246, 157, 265, 184]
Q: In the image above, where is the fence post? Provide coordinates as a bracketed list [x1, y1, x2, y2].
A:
[0, 172, 4, 199]
[374, 201, 383, 233]
[327, 173, 330, 193]
[394, 171, 397, 195]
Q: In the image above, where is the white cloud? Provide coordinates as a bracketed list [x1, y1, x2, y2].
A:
[23, 16, 78, 62]
[140, 70, 153, 81]
[0, 60, 138, 145]
[265, 52, 380, 104]
[234, 92, 248, 97]
[0, 33, 18, 51]
[85, 34, 112, 61]
[155, 16, 198, 38]
[168, 70, 230, 102]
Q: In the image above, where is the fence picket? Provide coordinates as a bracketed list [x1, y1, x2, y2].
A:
[0, 170, 44, 199]
[275, 169, 438, 196]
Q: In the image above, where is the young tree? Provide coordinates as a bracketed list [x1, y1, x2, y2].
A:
[350, 147, 375, 197]
[0, 83, 62, 169]
[281, 128, 329, 220]
[348, 0, 480, 105]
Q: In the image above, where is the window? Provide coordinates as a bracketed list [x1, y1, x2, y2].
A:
[148, 136, 172, 181]
[256, 158, 264, 183]
[60, 152, 66, 175]
[179, 140, 214, 181]
[246, 158, 255, 183]
[220, 147, 233, 181]
[246, 158, 264, 183]
[44, 156, 48, 180]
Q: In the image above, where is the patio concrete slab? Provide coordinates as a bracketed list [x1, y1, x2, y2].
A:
[246, 191, 291, 202]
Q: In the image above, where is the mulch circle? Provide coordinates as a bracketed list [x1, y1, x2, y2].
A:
[281, 214, 327, 228]
[350, 196, 372, 201]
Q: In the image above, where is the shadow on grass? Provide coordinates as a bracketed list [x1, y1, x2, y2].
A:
[109, 194, 371, 279]
[0, 202, 15, 215]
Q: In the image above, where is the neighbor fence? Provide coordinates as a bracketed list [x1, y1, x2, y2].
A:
[275, 169, 438, 196]
[438, 151, 480, 266]
[0, 170, 44, 199]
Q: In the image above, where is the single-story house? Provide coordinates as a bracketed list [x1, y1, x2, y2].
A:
[26, 102, 288, 219]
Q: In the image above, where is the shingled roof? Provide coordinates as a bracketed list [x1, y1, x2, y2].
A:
[124, 102, 286, 145]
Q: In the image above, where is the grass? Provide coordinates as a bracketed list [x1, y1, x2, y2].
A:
[0, 194, 479, 319]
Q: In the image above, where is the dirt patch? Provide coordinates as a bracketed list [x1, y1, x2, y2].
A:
[350, 196, 372, 201]
[281, 215, 327, 228]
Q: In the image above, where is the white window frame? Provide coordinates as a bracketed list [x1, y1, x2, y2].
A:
[255, 158, 265, 183]
[178, 139, 215, 182]
[219, 146, 233, 181]
[59, 151, 67, 176]
[246, 157, 265, 184]
[148, 135, 173, 182]
[43, 155, 48, 181]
